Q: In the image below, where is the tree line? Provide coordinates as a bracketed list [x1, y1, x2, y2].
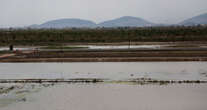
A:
[0, 26, 207, 46]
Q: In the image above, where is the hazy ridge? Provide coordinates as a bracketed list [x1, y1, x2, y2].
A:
[179, 13, 207, 26]
[28, 13, 207, 28]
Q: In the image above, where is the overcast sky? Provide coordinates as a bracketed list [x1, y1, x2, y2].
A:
[0, 0, 207, 27]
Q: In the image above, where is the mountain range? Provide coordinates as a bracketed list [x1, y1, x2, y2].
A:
[98, 16, 154, 27]
[29, 13, 207, 28]
[179, 13, 207, 26]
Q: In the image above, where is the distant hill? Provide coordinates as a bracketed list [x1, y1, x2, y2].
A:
[27, 13, 207, 29]
[29, 16, 156, 29]
[98, 16, 155, 27]
[179, 13, 207, 26]
[31, 18, 97, 28]
[28, 24, 39, 28]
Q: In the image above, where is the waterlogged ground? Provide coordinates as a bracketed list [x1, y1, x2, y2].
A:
[0, 83, 54, 108]
[1, 83, 207, 110]
[72, 45, 163, 49]
[0, 45, 162, 51]
[0, 47, 37, 51]
[1, 62, 207, 110]
[0, 62, 207, 81]
[1, 44, 206, 51]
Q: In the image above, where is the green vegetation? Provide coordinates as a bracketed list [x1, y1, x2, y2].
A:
[0, 26, 207, 46]
[0, 51, 11, 55]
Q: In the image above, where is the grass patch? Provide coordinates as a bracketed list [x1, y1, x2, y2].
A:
[0, 51, 12, 55]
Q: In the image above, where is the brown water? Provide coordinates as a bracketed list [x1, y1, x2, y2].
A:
[0, 45, 162, 51]
[73, 45, 163, 49]
[1, 62, 207, 110]
[0, 62, 207, 81]
[3, 84, 207, 110]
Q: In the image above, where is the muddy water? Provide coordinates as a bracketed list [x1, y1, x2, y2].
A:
[1, 62, 207, 110]
[0, 45, 163, 51]
[0, 62, 207, 81]
[3, 84, 207, 110]
[74, 45, 162, 49]
[0, 83, 52, 108]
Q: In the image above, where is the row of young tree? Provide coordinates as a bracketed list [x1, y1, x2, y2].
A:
[0, 26, 207, 45]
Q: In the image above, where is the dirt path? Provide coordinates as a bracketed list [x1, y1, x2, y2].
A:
[0, 54, 16, 59]
[1, 46, 207, 62]
[0, 57, 207, 62]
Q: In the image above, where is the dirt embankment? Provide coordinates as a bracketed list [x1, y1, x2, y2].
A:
[1, 47, 207, 62]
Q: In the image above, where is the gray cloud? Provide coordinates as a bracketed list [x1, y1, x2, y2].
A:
[0, 0, 207, 27]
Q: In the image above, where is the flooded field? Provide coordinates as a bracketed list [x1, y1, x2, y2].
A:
[1, 83, 207, 110]
[1, 43, 207, 51]
[0, 45, 162, 51]
[71, 44, 207, 50]
[1, 62, 207, 110]
[0, 62, 207, 81]
[2, 44, 206, 52]
[72, 45, 163, 49]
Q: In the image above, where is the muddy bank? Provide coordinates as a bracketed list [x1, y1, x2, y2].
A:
[1, 49, 207, 62]
[1, 57, 207, 62]
[0, 78, 207, 85]
[1, 42, 207, 62]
